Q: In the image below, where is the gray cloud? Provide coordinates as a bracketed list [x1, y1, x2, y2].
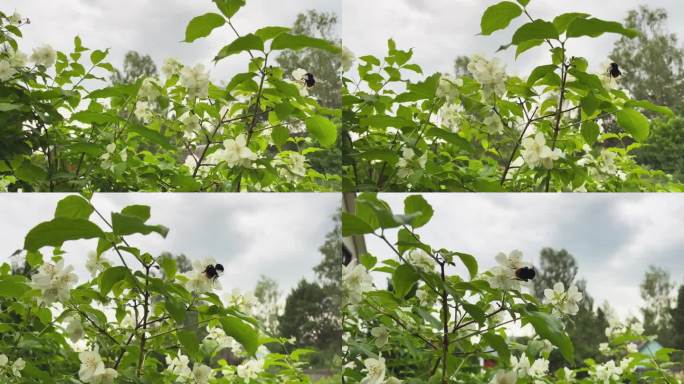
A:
[365, 193, 684, 319]
[343, 0, 684, 77]
[0, 193, 340, 297]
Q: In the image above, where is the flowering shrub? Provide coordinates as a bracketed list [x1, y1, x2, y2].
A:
[341, 193, 679, 383]
[0, 194, 313, 383]
[341, 0, 683, 192]
[0, 1, 340, 192]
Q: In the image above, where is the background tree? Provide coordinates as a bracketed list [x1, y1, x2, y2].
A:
[110, 50, 158, 84]
[610, 6, 684, 181]
[279, 212, 341, 369]
[276, 10, 341, 108]
[610, 6, 684, 111]
[670, 285, 684, 355]
[453, 55, 470, 77]
[532, 248, 607, 369]
[640, 266, 675, 344]
[253, 275, 281, 336]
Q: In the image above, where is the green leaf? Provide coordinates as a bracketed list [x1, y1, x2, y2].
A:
[178, 330, 201, 360]
[581, 121, 600, 145]
[220, 316, 259, 356]
[213, 0, 246, 19]
[453, 252, 478, 279]
[461, 302, 486, 324]
[403, 195, 433, 228]
[512, 20, 559, 45]
[99, 266, 129, 296]
[55, 195, 93, 220]
[214, 34, 264, 62]
[566, 17, 638, 39]
[480, 1, 522, 36]
[128, 124, 173, 149]
[552, 13, 589, 34]
[121, 205, 151, 222]
[165, 297, 186, 323]
[616, 108, 650, 142]
[625, 100, 673, 116]
[305, 115, 337, 148]
[0, 276, 31, 298]
[392, 264, 420, 298]
[90, 49, 107, 65]
[71, 111, 120, 125]
[271, 33, 340, 53]
[482, 333, 511, 362]
[254, 26, 290, 41]
[526, 311, 574, 362]
[111, 213, 169, 238]
[271, 126, 289, 147]
[24, 218, 103, 251]
[341, 212, 375, 236]
[184, 13, 226, 43]
[15, 160, 46, 184]
[527, 64, 557, 86]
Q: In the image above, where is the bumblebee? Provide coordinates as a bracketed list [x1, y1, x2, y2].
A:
[608, 63, 622, 79]
[514, 266, 536, 282]
[203, 263, 225, 281]
[303, 73, 316, 88]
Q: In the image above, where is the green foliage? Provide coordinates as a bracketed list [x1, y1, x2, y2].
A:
[0, 194, 310, 383]
[0, 1, 341, 192]
[342, 0, 682, 192]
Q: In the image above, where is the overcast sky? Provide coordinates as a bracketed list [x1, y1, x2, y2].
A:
[344, 0, 684, 77]
[365, 193, 684, 320]
[0, 193, 339, 299]
[4, 0, 341, 83]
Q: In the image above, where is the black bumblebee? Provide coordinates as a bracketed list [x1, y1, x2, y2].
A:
[608, 62, 622, 79]
[514, 266, 536, 282]
[303, 73, 316, 88]
[203, 263, 224, 281]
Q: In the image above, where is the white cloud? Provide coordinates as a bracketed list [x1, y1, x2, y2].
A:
[366, 193, 684, 319]
[0, 193, 339, 297]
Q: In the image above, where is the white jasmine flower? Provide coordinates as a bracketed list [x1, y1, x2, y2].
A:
[182, 114, 201, 140]
[599, 342, 611, 355]
[437, 73, 463, 100]
[483, 113, 504, 134]
[342, 260, 374, 305]
[162, 58, 183, 78]
[216, 134, 257, 168]
[510, 354, 531, 376]
[563, 367, 576, 382]
[288, 152, 307, 177]
[139, 77, 161, 100]
[9, 50, 27, 68]
[30, 44, 57, 68]
[521, 132, 564, 170]
[166, 351, 192, 379]
[85, 251, 110, 277]
[341, 46, 355, 72]
[360, 356, 386, 384]
[134, 100, 153, 122]
[180, 64, 210, 99]
[405, 249, 435, 271]
[79, 349, 106, 383]
[236, 359, 264, 382]
[8, 12, 22, 26]
[184, 257, 222, 293]
[0, 354, 7, 367]
[396, 148, 427, 178]
[544, 282, 582, 316]
[291, 68, 310, 96]
[192, 364, 212, 384]
[31, 259, 78, 305]
[0, 60, 16, 81]
[528, 357, 549, 378]
[467, 54, 506, 98]
[11, 357, 25, 377]
[65, 315, 84, 343]
[489, 371, 517, 384]
[91, 368, 118, 384]
[591, 360, 623, 383]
